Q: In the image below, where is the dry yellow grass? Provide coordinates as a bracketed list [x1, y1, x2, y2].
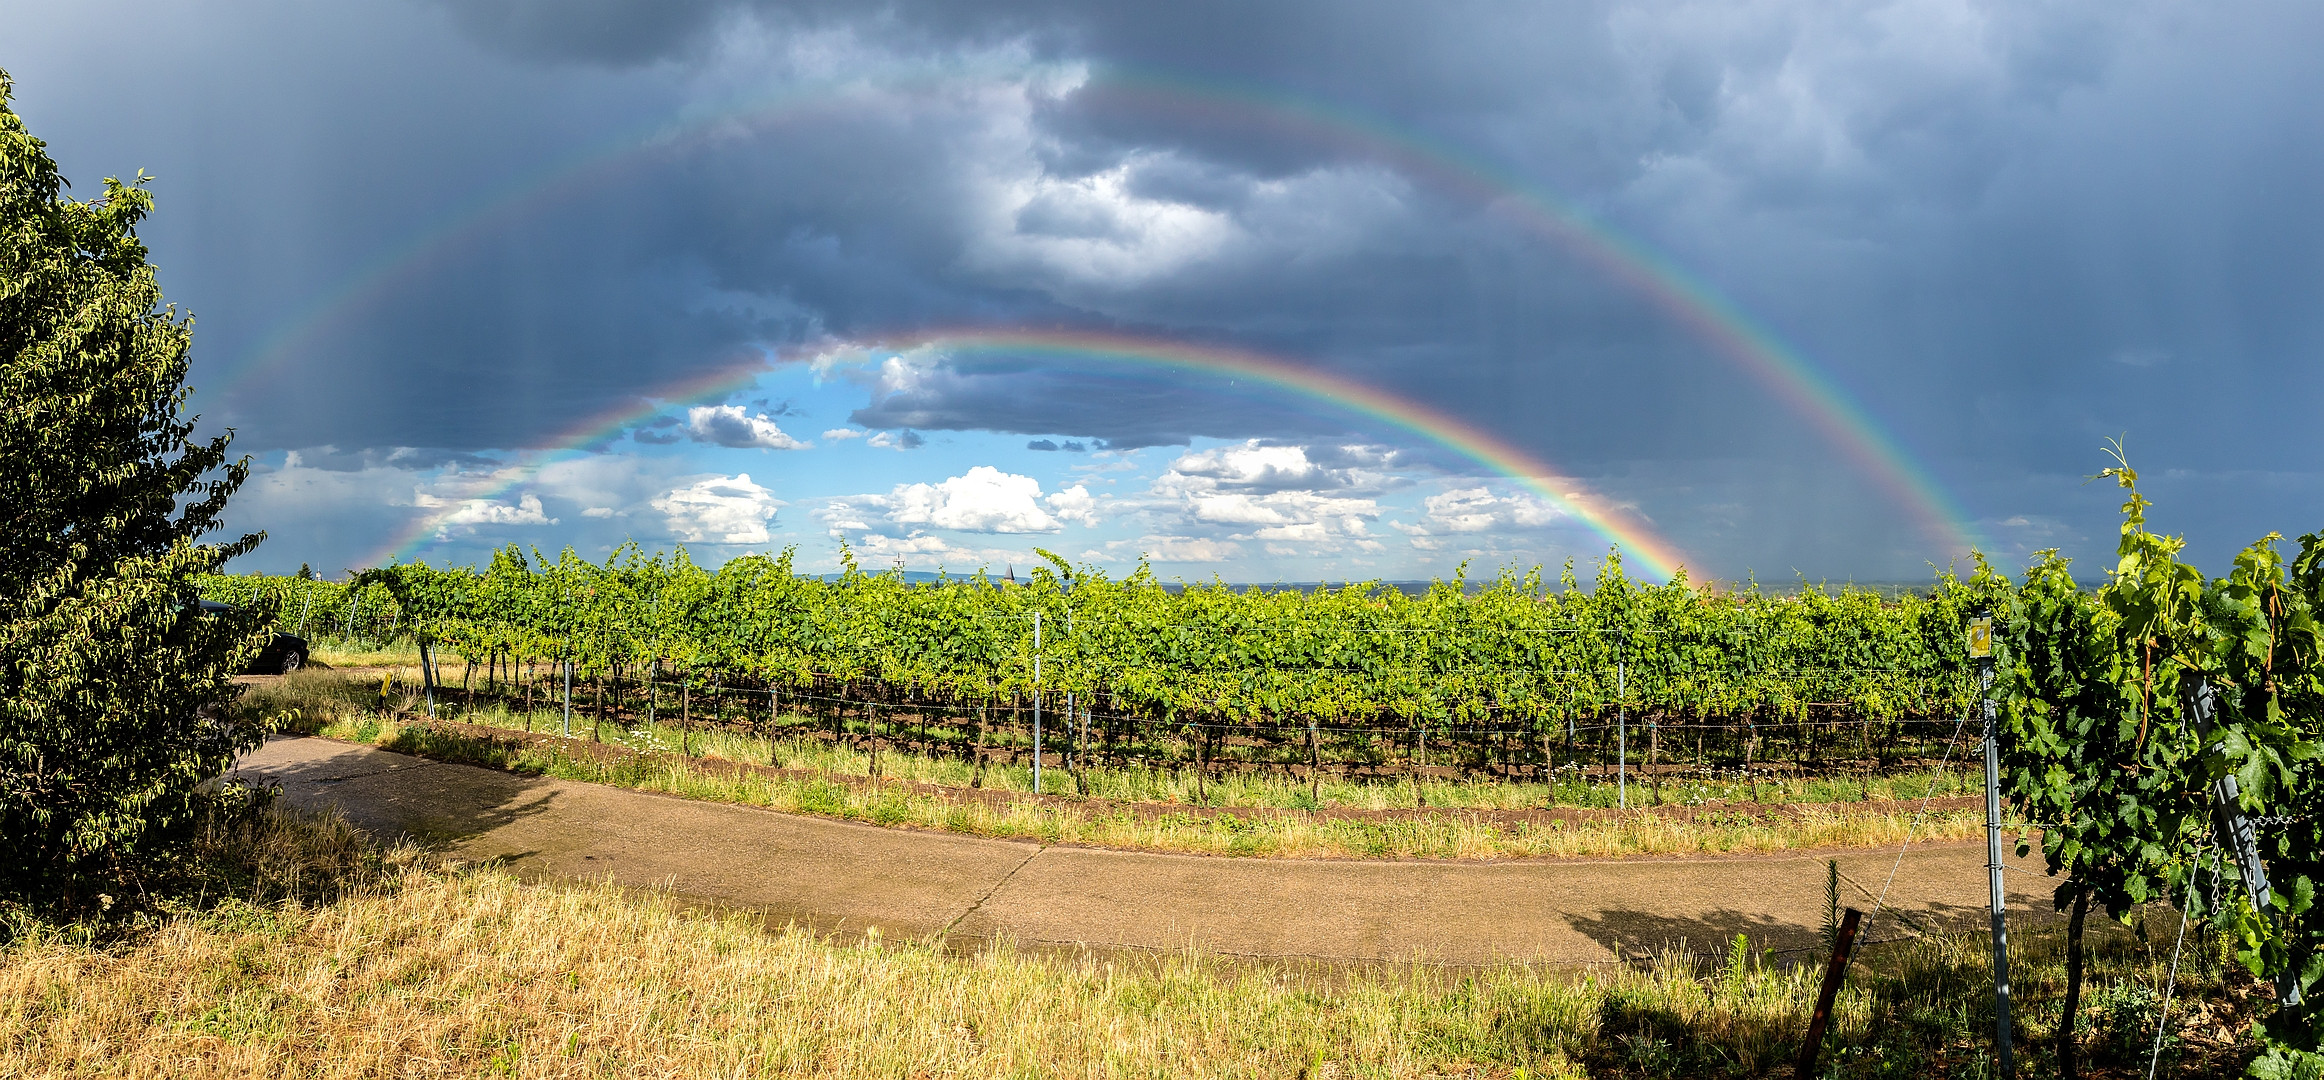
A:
[0, 806, 2258, 1079]
[4, 857, 1871, 1079]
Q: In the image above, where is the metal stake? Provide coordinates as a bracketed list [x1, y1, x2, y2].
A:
[1032, 610, 1043, 795]
[2191, 676, 2303, 1007]
[1978, 645, 2014, 1079]
[1617, 630, 1628, 810]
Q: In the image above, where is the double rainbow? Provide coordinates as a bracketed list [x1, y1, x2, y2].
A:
[222, 63, 1974, 572]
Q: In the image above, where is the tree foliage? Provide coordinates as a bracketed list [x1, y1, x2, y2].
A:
[0, 70, 266, 903]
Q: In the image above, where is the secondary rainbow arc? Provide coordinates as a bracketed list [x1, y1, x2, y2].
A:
[224, 64, 1976, 560]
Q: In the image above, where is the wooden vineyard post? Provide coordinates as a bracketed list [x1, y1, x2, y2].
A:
[1648, 715, 1661, 805]
[1073, 702, 1090, 797]
[561, 655, 572, 738]
[1413, 722, 1425, 806]
[1307, 715, 1321, 805]
[972, 702, 989, 789]
[418, 639, 438, 719]
[681, 676, 691, 758]
[1795, 906, 1863, 1080]
[1195, 723, 1208, 805]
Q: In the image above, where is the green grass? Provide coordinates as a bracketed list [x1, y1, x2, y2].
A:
[240, 671, 1993, 861]
[257, 668, 1978, 813]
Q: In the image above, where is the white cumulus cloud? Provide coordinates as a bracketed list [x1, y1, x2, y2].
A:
[1393, 487, 1565, 537]
[1044, 484, 1103, 527]
[685, 405, 808, 450]
[412, 491, 557, 539]
[1127, 535, 1240, 563]
[651, 473, 785, 544]
[882, 466, 1060, 534]
[1150, 442, 1383, 542]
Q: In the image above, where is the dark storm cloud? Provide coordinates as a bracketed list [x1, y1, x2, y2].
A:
[142, 0, 1850, 465]
[10, 0, 2324, 577]
[281, 446, 497, 473]
[839, 353, 1373, 452]
[429, 0, 732, 66]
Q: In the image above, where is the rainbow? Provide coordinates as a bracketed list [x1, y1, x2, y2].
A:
[364, 330, 1693, 580]
[224, 64, 1977, 557]
[356, 355, 772, 568]
[1074, 72, 1979, 553]
[824, 329, 1691, 579]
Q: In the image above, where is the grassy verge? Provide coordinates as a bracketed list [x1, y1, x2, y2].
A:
[0, 805, 2264, 1079]
[302, 664, 1980, 812]
[244, 672, 1991, 860]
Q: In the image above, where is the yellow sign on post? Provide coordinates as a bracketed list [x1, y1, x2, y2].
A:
[1967, 615, 1993, 659]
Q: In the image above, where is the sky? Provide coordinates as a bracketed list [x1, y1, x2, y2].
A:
[6, 0, 2320, 585]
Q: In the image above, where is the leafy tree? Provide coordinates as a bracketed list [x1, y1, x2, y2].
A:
[0, 70, 267, 905]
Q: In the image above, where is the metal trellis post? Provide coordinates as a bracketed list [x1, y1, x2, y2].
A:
[1617, 629, 1628, 810]
[1971, 613, 2014, 1080]
[1032, 610, 1043, 795]
[2191, 676, 2303, 1008]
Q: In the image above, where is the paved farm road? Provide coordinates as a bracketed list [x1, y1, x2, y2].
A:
[237, 735, 2056, 965]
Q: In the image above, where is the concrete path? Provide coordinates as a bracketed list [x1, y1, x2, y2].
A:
[236, 735, 2056, 966]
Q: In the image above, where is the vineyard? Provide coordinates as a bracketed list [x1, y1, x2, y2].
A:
[203, 548, 2009, 798]
[202, 459, 2324, 1069]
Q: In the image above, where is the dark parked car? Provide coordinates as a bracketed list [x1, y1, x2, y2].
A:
[199, 600, 309, 674]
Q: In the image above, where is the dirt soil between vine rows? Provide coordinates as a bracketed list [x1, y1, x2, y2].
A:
[237, 735, 2056, 967]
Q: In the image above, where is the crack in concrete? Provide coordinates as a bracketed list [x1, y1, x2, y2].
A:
[944, 843, 1046, 933]
[247, 760, 442, 786]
